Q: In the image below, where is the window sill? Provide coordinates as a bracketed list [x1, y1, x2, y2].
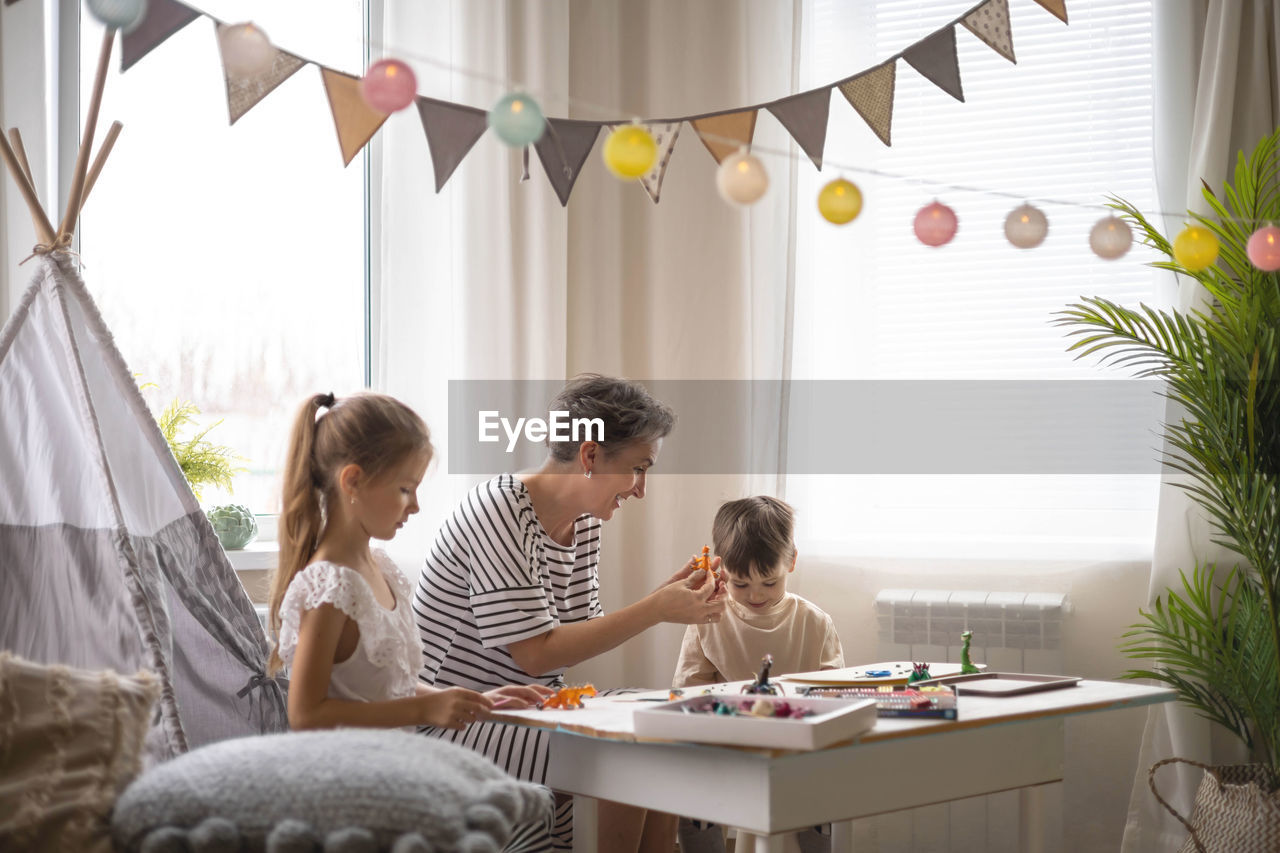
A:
[225, 540, 277, 605]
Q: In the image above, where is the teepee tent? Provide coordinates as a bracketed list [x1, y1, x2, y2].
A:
[0, 26, 286, 761]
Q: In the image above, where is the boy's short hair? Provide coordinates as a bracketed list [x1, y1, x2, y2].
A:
[712, 496, 796, 579]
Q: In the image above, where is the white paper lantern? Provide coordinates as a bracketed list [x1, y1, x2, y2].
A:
[1004, 203, 1048, 249]
[716, 149, 769, 206]
[220, 23, 275, 78]
[87, 0, 147, 31]
[1089, 215, 1133, 260]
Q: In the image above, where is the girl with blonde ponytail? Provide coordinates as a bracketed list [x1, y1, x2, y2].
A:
[267, 392, 551, 731]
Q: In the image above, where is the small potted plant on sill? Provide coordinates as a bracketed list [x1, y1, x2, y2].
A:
[1055, 128, 1279, 849]
[156, 397, 256, 549]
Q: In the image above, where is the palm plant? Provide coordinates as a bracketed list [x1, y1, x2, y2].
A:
[156, 398, 246, 502]
[1054, 128, 1280, 773]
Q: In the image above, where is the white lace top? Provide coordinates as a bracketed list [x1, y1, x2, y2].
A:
[277, 551, 421, 704]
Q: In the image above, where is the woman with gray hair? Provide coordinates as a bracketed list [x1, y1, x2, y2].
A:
[413, 374, 724, 853]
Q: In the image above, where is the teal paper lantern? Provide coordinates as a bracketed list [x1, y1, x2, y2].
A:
[87, 0, 148, 31]
[487, 93, 546, 147]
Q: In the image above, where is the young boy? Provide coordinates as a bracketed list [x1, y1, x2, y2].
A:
[673, 496, 843, 853]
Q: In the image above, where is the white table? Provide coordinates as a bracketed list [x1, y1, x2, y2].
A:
[493, 678, 1175, 853]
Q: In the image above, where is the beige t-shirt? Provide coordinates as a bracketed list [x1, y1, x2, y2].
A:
[672, 592, 844, 687]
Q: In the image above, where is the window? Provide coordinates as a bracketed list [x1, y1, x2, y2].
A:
[787, 0, 1161, 559]
[78, 0, 368, 516]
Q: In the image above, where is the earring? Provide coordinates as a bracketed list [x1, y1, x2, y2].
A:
[584, 470, 592, 479]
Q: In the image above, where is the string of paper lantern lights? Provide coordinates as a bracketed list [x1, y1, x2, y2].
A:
[85, 2, 1273, 272]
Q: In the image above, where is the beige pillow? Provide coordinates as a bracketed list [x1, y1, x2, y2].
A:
[0, 652, 159, 852]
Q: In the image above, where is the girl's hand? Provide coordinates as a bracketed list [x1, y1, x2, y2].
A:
[416, 686, 493, 730]
[650, 565, 726, 625]
[484, 684, 555, 711]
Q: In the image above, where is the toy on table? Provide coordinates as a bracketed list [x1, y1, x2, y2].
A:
[906, 662, 932, 684]
[960, 630, 981, 675]
[538, 684, 597, 710]
[681, 696, 811, 719]
[741, 654, 783, 696]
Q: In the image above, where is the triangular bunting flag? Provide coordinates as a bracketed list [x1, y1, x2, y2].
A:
[533, 120, 601, 207]
[691, 110, 758, 165]
[838, 61, 896, 147]
[962, 0, 1016, 63]
[767, 89, 832, 170]
[1033, 0, 1069, 24]
[217, 25, 306, 125]
[320, 68, 389, 167]
[639, 122, 681, 204]
[416, 98, 490, 192]
[121, 0, 201, 71]
[903, 25, 965, 102]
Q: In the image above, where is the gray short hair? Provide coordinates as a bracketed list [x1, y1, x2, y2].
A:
[546, 374, 675, 462]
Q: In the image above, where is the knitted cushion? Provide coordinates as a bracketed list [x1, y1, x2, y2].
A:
[0, 652, 160, 853]
[110, 728, 553, 852]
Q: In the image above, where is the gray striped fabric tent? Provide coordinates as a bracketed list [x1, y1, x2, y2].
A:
[0, 254, 286, 762]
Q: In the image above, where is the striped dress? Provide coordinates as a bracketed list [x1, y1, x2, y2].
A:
[414, 474, 602, 850]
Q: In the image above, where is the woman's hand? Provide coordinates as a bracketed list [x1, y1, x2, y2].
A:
[484, 684, 556, 711]
[658, 553, 726, 599]
[414, 686, 493, 730]
[649, 563, 726, 625]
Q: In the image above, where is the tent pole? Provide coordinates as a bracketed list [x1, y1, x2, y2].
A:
[59, 27, 116, 241]
[0, 132, 57, 245]
[7, 129, 36, 190]
[79, 121, 123, 215]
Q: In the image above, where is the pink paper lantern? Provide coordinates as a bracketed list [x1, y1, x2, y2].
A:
[359, 59, 417, 113]
[1247, 225, 1280, 271]
[914, 201, 958, 247]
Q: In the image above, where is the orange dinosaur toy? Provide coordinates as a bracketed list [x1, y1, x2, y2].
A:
[539, 684, 598, 710]
[696, 545, 719, 584]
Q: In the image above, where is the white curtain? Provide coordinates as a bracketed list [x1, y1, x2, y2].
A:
[374, 0, 797, 689]
[1123, 2, 1280, 850]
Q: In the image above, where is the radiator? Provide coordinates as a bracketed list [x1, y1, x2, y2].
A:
[851, 589, 1070, 853]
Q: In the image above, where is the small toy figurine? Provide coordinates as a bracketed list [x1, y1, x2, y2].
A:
[538, 684, 598, 710]
[741, 654, 782, 695]
[960, 630, 981, 675]
[696, 545, 718, 583]
[668, 688, 685, 701]
[906, 662, 932, 684]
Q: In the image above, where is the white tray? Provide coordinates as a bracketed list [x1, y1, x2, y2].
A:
[632, 694, 877, 751]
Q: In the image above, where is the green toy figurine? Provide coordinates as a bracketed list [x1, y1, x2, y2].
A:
[907, 661, 931, 684]
[960, 630, 981, 675]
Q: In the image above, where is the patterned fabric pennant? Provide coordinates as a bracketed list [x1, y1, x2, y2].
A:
[121, 0, 201, 71]
[639, 122, 681, 204]
[320, 68, 389, 167]
[903, 25, 965, 102]
[533, 120, 602, 206]
[838, 61, 896, 147]
[691, 110, 758, 165]
[1033, 0, 1069, 24]
[962, 0, 1016, 63]
[767, 88, 832, 170]
[217, 25, 306, 125]
[416, 98, 489, 192]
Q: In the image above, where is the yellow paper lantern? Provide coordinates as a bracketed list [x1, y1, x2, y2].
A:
[818, 178, 863, 225]
[1173, 224, 1220, 272]
[603, 125, 658, 180]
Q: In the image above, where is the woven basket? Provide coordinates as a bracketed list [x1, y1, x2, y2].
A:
[1149, 757, 1280, 853]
